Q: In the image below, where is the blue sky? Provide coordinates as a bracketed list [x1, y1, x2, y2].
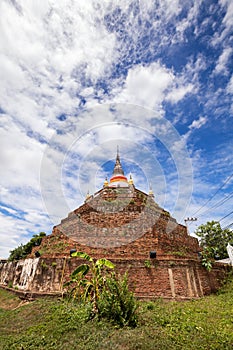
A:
[0, 0, 233, 258]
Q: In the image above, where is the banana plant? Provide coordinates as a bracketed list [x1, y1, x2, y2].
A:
[65, 252, 115, 316]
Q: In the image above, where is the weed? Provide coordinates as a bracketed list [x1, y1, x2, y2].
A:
[98, 273, 138, 327]
[144, 260, 152, 268]
[7, 281, 13, 288]
[168, 251, 186, 257]
[41, 261, 48, 269]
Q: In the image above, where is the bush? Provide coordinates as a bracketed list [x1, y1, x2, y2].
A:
[98, 273, 138, 327]
[8, 232, 46, 261]
[66, 252, 138, 327]
[8, 281, 13, 288]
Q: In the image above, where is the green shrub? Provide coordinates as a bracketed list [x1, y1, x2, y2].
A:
[66, 252, 138, 327]
[8, 281, 13, 288]
[144, 260, 152, 268]
[65, 252, 115, 317]
[199, 249, 213, 271]
[98, 273, 138, 328]
[8, 232, 46, 261]
[41, 261, 48, 269]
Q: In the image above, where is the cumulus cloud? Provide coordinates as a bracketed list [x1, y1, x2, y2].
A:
[114, 62, 173, 109]
[189, 116, 208, 130]
[114, 60, 199, 111]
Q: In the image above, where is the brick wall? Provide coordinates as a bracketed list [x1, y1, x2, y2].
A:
[0, 257, 230, 299]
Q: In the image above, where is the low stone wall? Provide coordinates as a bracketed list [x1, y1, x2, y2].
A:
[0, 257, 230, 300]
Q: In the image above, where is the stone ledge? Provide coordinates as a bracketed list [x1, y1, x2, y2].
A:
[0, 284, 63, 300]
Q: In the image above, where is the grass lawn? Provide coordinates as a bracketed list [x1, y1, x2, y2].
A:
[0, 276, 233, 350]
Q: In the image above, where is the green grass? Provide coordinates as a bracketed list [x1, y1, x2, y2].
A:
[0, 277, 233, 350]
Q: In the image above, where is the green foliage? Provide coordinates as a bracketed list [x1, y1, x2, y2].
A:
[7, 281, 13, 288]
[1, 276, 233, 349]
[195, 221, 233, 259]
[41, 260, 48, 269]
[66, 252, 138, 327]
[39, 238, 69, 256]
[144, 260, 152, 268]
[98, 273, 138, 327]
[195, 221, 233, 269]
[65, 252, 115, 317]
[199, 248, 213, 271]
[8, 232, 46, 261]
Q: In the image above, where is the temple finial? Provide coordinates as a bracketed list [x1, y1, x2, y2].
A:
[103, 177, 109, 188]
[113, 147, 124, 175]
[149, 183, 154, 197]
[116, 145, 120, 160]
[128, 173, 134, 185]
[109, 148, 129, 187]
[85, 190, 91, 201]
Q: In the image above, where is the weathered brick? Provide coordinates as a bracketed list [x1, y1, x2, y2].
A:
[1, 187, 230, 299]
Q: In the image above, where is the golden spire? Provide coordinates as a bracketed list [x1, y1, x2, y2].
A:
[128, 173, 134, 185]
[103, 177, 109, 187]
[148, 183, 154, 197]
[85, 190, 91, 200]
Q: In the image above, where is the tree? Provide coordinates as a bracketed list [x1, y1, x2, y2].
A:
[8, 232, 46, 261]
[65, 252, 138, 327]
[195, 221, 233, 270]
[65, 252, 115, 316]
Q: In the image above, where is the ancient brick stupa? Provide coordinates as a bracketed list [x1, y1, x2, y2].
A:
[39, 148, 199, 259]
[0, 150, 228, 299]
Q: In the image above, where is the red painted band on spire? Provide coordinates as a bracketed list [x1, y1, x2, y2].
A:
[110, 175, 128, 183]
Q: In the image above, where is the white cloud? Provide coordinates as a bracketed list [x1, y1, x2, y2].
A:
[0, 115, 46, 189]
[214, 47, 232, 74]
[212, 0, 233, 45]
[0, 0, 117, 132]
[0, 210, 52, 259]
[175, 0, 201, 41]
[227, 75, 233, 94]
[220, 0, 233, 32]
[114, 62, 173, 109]
[111, 58, 198, 113]
[165, 56, 204, 108]
[166, 84, 194, 104]
[189, 116, 207, 130]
